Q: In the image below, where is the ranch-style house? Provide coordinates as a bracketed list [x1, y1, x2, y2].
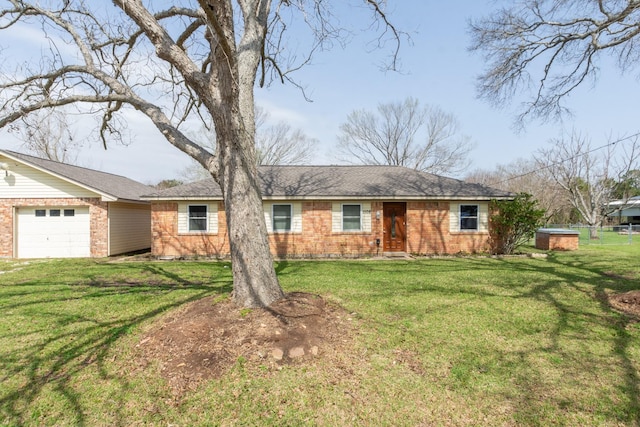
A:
[143, 165, 513, 258]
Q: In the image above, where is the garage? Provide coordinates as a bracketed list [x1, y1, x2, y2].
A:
[16, 207, 91, 258]
[1, 150, 153, 258]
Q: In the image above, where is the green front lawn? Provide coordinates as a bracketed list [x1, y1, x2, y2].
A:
[1, 248, 639, 426]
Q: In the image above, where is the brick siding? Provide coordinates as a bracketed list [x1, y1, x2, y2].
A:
[151, 200, 491, 258]
[406, 202, 490, 255]
[535, 231, 579, 251]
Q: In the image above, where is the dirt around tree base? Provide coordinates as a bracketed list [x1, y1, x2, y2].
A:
[609, 290, 640, 318]
[133, 292, 355, 396]
[130, 288, 640, 400]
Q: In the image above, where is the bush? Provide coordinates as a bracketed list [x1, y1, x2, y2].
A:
[489, 193, 545, 254]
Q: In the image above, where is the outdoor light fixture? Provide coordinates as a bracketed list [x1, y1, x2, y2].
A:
[0, 162, 10, 177]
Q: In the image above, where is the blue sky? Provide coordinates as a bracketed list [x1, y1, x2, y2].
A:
[1, 1, 639, 184]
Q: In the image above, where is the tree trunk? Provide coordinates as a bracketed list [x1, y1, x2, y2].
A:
[193, 0, 284, 308]
[217, 125, 284, 308]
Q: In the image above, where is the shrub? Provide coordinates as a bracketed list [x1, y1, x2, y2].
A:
[489, 193, 545, 254]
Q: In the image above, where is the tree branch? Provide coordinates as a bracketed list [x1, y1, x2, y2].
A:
[470, 0, 640, 123]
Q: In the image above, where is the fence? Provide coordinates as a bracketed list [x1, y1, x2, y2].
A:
[545, 224, 640, 246]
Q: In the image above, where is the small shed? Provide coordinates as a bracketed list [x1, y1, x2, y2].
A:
[535, 228, 580, 251]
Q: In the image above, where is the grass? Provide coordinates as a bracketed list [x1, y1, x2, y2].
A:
[1, 248, 640, 426]
[566, 226, 640, 246]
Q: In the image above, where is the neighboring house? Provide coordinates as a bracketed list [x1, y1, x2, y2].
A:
[607, 196, 640, 225]
[143, 165, 514, 258]
[0, 150, 154, 258]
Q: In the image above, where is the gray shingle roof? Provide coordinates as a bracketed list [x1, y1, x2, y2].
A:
[1, 150, 154, 202]
[144, 165, 513, 200]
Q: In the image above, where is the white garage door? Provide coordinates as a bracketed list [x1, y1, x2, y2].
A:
[17, 207, 91, 258]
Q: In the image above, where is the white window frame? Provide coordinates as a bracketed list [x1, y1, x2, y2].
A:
[178, 202, 218, 234]
[188, 204, 208, 232]
[342, 204, 362, 232]
[272, 204, 293, 232]
[459, 204, 479, 231]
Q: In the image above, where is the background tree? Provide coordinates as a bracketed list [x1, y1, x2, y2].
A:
[535, 131, 640, 238]
[154, 179, 184, 190]
[613, 170, 640, 200]
[489, 193, 545, 255]
[8, 109, 81, 164]
[470, 0, 640, 123]
[180, 106, 317, 182]
[0, 1, 401, 308]
[336, 97, 474, 176]
[466, 158, 572, 224]
[255, 106, 317, 166]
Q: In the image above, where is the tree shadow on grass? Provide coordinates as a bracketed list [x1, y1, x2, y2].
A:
[331, 255, 640, 425]
[0, 261, 233, 426]
[486, 254, 640, 425]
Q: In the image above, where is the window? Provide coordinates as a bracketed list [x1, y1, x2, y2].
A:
[459, 205, 479, 231]
[342, 204, 362, 231]
[64, 209, 75, 217]
[35, 209, 46, 217]
[179, 203, 218, 234]
[49, 209, 61, 217]
[272, 204, 292, 232]
[188, 205, 208, 231]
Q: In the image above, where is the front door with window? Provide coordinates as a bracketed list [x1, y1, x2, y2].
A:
[383, 202, 406, 252]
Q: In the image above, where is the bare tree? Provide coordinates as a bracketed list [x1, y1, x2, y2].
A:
[337, 97, 473, 176]
[8, 109, 81, 164]
[179, 106, 317, 182]
[470, 0, 640, 123]
[535, 131, 640, 238]
[255, 107, 317, 166]
[466, 158, 572, 224]
[0, 1, 401, 308]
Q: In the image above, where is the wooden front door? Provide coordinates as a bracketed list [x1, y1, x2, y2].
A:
[383, 202, 406, 252]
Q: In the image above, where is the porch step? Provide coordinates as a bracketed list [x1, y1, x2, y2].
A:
[382, 252, 412, 258]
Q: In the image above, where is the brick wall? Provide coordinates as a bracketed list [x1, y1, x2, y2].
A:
[151, 202, 230, 258]
[406, 201, 490, 255]
[535, 231, 579, 251]
[90, 200, 109, 257]
[0, 198, 109, 258]
[0, 202, 13, 258]
[151, 200, 492, 258]
[269, 201, 381, 257]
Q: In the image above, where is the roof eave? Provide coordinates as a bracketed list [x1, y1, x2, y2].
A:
[141, 196, 224, 201]
[1, 150, 119, 201]
[143, 195, 513, 202]
[114, 198, 151, 205]
[263, 194, 514, 201]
